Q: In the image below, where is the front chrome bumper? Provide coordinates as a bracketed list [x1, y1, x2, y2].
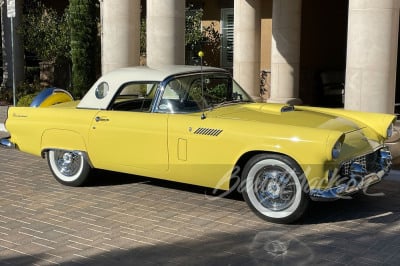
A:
[0, 137, 16, 149]
[310, 147, 392, 201]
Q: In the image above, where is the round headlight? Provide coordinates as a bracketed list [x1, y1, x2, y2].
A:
[387, 123, 394, 138]
[332, 140, 342, 159]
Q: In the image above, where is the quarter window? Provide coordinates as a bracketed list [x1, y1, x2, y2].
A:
[95, 82, 109, 99]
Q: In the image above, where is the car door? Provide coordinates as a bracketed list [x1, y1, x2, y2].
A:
[167, 113, 235, 190]
[87, 110, 169, 176]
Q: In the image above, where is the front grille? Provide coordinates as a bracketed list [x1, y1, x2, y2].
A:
[340, 149, 380, 178]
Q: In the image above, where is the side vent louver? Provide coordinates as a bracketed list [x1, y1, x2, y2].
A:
[194, 128, 223, 136]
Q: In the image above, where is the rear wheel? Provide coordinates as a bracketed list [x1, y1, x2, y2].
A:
[241, 154, 309, 224]
[47, 149, 91, 186]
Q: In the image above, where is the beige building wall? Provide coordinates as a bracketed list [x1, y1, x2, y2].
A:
[260, 1, 273, 100]
[260, 1, 272, 72]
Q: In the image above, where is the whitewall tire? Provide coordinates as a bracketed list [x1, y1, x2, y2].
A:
[47, 149, 91, 187]
[241, 154, 309, 224]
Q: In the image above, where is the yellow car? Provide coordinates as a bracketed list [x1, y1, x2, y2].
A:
[0, 65, 395, 224]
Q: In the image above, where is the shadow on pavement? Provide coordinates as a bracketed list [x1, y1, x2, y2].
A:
[86, 169, 244, 201]
[2, 221, 400, 266]
[86, 169, 400, 226]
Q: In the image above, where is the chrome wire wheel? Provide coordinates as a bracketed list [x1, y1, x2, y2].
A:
[252, 165, 297, 212]
[47, 149, 91, 186]
[242, 154, 309, 224]
[54, 150, 82, 178]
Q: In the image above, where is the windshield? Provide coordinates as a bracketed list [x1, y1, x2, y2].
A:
[158, 72, 253, 113]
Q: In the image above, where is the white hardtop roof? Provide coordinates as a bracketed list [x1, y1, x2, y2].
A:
[102, 65, 226, 83]
[77, 65, 227, 109]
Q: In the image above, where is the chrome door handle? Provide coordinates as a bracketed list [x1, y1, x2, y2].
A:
[95, 116, 109, 122]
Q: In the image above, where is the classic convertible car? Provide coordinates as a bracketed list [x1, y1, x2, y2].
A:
[0, 65, 395, 224]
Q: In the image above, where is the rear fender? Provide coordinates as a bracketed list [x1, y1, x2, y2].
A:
[41, 129, 87, 158]
[31, 88, 73, 107]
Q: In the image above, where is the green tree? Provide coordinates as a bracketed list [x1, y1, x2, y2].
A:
[68, 0, 99, 98]
[184, 7, 221, 66]
[20, 1, 70, 62]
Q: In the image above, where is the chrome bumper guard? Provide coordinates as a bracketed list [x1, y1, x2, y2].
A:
[310, 148, 392, 201]
[0, 137, 16, 149]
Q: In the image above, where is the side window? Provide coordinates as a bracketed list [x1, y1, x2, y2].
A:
[110, 82, 158, 112]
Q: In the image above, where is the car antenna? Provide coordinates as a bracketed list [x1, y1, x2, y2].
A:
[199, 51, 206, 120]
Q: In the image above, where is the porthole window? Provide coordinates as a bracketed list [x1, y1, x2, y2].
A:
[95, 82, 109, 99]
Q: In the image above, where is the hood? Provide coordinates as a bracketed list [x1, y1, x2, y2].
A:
[208, 103, 363, 133]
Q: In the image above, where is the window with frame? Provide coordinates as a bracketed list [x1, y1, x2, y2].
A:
[109, 82, 159, 112]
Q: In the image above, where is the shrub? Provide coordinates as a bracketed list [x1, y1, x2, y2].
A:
[17, 93, 38, 107]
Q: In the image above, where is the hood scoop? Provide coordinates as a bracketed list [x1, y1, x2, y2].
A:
[281, 105, 295, 112]
[194, 128, 223, 136]
[256, 103, 296, 114]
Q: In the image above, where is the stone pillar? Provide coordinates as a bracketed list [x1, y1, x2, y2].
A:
[146, 0, 185, 67]
[345, 0, 399, 114]
[269, 0, 302, 105]
[100, 0, 140, 74]
[233, 0, 261, 99]
[1, 0, 24, 94]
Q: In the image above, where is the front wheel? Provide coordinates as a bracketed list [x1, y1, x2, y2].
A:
[47, 149, 91, 186]
[241, 154, 309, 224]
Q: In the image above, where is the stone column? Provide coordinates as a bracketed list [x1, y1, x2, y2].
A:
[100, 0, 140, 74]
[233, 0, 261, 99]
[146, 0, 185, 67]
[269, 0, 302, 105]
[345, 0, 399, 113]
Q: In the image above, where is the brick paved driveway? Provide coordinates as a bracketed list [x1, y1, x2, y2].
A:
[1, 105, 400, 265]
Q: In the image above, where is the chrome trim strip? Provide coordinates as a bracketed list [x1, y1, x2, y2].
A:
[0, 137, 16, 149]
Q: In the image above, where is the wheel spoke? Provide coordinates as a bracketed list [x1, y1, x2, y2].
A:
[54, 151, 82, 177]
[254, 165, 297, 212]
